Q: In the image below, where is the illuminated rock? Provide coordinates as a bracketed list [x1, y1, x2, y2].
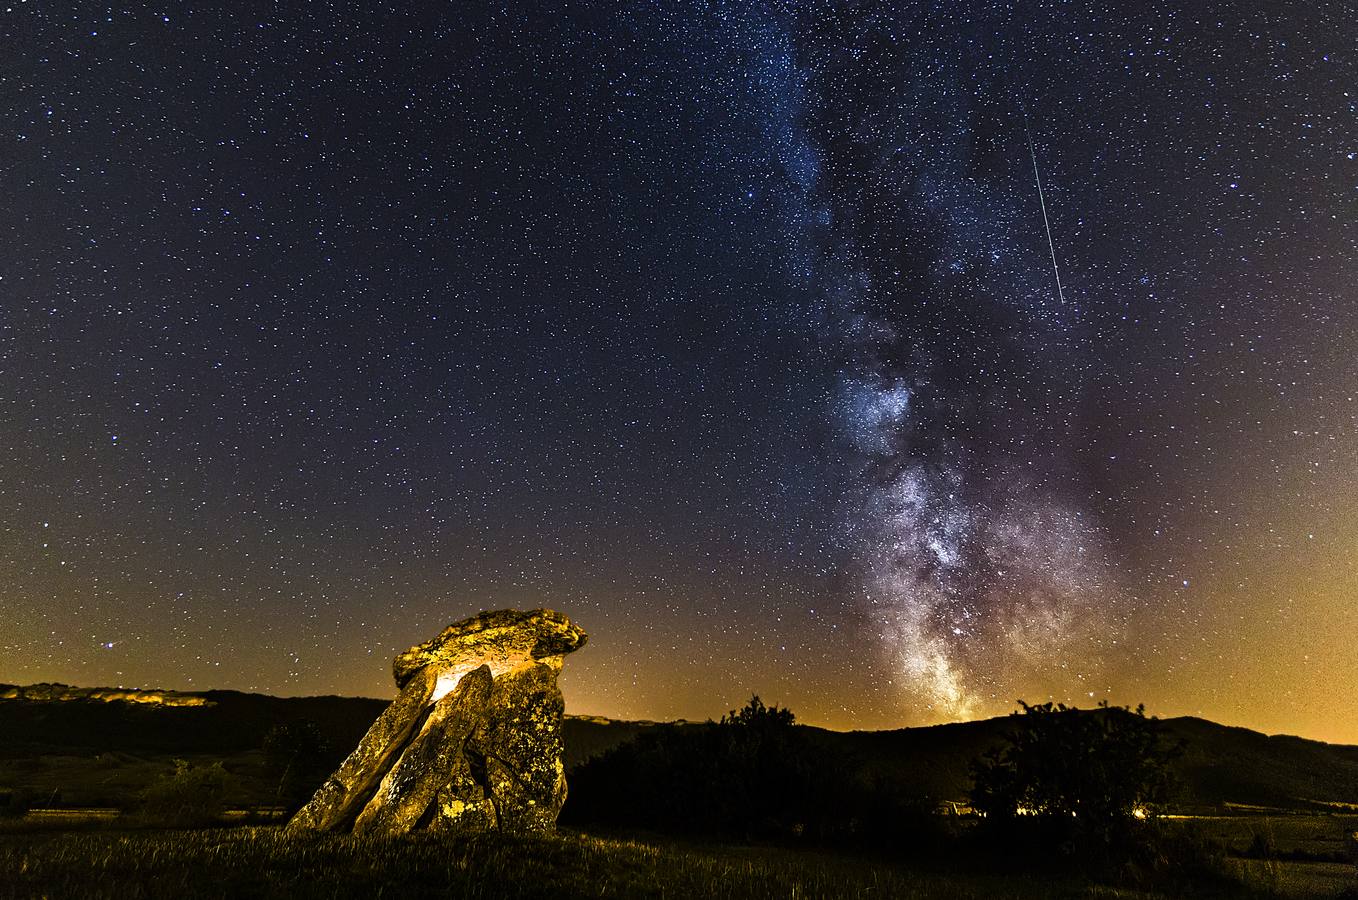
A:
[288, 608, 586, 837]
[467, 661, 570, 835]
[353, 665, 493, 835]
[393, 608, 587, 700]
[287, 666, 440, 833]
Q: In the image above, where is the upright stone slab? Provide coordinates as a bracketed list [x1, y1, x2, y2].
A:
[288, 665, 439, 833]
[286, 608, 586, 837]
[352, 665, 493, 836]
[468, 662, 569, 835]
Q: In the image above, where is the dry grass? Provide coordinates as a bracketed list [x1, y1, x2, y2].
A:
[0, 825, 1197, 900]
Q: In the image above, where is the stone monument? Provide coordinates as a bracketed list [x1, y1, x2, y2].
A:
[287, 608, 587, 837]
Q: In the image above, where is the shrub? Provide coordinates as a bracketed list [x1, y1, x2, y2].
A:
[137, 759, 230, 827]
[0, 788, 31, 819]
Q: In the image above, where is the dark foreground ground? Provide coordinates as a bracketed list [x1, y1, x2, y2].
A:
[0, 821, 1354, 900]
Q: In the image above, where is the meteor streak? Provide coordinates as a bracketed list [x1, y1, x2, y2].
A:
[1026, 126, 1066, 305]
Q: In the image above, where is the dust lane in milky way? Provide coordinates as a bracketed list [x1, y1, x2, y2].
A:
[2, 2, 1355, 742]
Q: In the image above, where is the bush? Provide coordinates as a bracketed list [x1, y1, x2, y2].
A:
[0, 789, 31, 819]
[137, 759, 230, 827]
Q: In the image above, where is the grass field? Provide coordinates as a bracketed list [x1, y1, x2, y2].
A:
[1165, 815, 1358, 899]
[3, 753, 1355, 898]
[0, 823, 1334, 900]
[0, 749, 280, 811]
[1176, 815, 1358, 862]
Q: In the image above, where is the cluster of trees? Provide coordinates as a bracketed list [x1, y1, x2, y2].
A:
[566, 695, 1182, 867]
[564, 696, 815, 837]
[562, 696, 937, 847]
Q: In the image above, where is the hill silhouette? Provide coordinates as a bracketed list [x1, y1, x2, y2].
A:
[2, 683, 1356, 812]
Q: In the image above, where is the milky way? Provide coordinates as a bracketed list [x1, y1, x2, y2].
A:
[3, 2, 1356, 740]
[717, 3, 1127, 717]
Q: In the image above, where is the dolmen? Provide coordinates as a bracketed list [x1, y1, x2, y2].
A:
[287, 608, 587, 837]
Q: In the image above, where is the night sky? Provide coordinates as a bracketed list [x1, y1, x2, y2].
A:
[4, 2, 1356, 742]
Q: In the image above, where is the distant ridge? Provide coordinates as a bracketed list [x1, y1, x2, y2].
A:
[0, 683, 689, 725]
[3, 683, 1356, 810]
[0, 682, 212, 707]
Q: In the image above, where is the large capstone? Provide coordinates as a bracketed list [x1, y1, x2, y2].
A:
[287, 608, 586, 837]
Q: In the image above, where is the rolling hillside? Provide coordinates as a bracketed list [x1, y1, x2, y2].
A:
[2, 683, 1356, 812]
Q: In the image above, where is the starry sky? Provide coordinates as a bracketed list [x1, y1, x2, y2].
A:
[3, 2, 1356, 743]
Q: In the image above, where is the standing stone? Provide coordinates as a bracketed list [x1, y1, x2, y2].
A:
[287, 608, 586, 837]
[288, 665, 438, 833]
[468, 662, 569, 835]
[352, 665, 492, 835]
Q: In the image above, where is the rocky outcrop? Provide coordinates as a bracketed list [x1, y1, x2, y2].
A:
[287, 608, 586, 838]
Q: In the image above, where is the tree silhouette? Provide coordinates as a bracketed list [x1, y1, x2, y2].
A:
[721, 695, 795, 729]
[970, 701, 1181, 855]
[262, 721, 330, 808]
[565, 695, 840, 838]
